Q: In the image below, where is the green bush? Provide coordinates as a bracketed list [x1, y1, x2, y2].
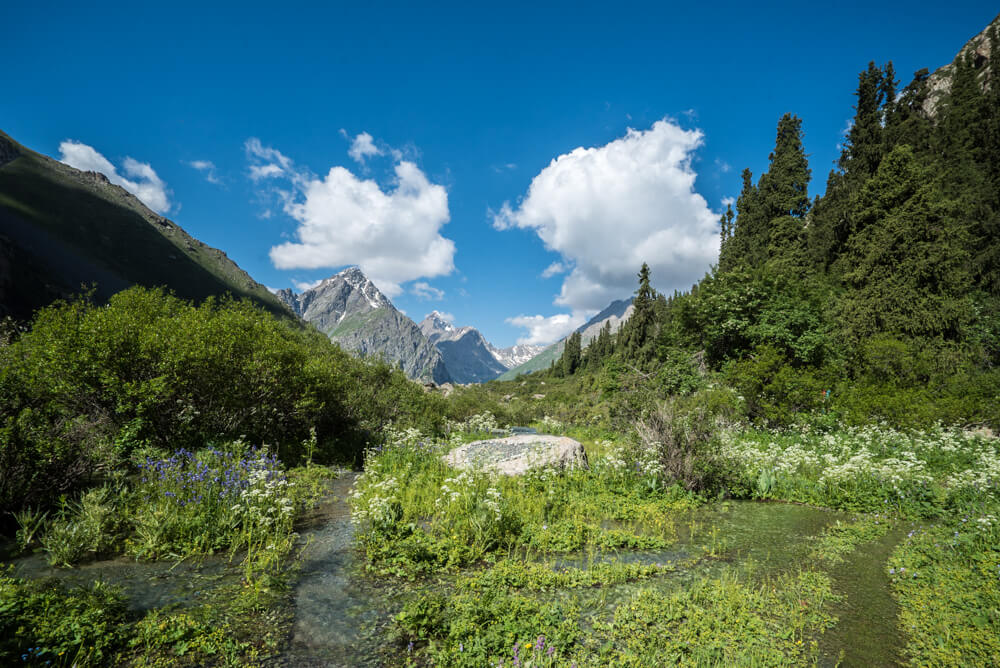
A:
[0, 287, 434, 516]
[0, 571, 129, 666]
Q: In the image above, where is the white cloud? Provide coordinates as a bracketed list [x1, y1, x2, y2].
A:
[714, 158, 731, 173]
[249, 163, 285, 181]
[493, 119, 719, 311]
[293, 279, 323, 292]
[541, 261, 569, 278]
[347, 131, 382, 163]
[188, 159, 220, 184]
[257, 136, 456, 297]
[411, 281, 445, 300]
[721, 196, 736, 209]
[59, 140, 172, 214]
[245, 138, 300, 185]
[506, 311, 590, 346]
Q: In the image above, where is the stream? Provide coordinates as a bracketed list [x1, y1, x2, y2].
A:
[9, 474, 907, 666]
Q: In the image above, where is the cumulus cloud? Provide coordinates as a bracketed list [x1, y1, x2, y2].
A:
[255, 135, 456, 297]
[188, 159, 220, 184]
[411, 281, 445, 300]
[541, 261, 569, 278]
[346, 131, 382, 163]
[59, 140, 172, 214]
[493, 119, 719, 312]
[506, 312, 589, 346]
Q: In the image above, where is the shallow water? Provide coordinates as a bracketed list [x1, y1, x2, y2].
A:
[11, 549, 235, 612]
[6, 481, 906, 667]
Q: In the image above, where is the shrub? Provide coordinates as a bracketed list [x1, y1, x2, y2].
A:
[634, 393, 730, 491]
[0, 287, 433, 516]
[0, 571, 129, 666]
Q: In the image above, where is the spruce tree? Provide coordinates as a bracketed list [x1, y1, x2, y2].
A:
[835, 145, 973, 342]
[621, 263, 655, 359]
[561, 331, 582, 375]
[840, 62, 886, 183]
[757, 114, 811, 274]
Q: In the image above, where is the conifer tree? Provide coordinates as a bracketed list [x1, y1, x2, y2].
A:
[840, 62, 886, 183]
[725, 168, 762, 269]
[561, 331, 582, 376]
[835, 145, 972, 342]
[621, 263, 655, 359]
[717, 204, 736, 271]
[757, 114, 811, 274]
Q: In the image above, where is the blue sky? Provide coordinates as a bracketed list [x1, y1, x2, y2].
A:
[2, 1, 995, 347]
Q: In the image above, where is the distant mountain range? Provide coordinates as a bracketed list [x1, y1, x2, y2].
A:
[0, 130, 289, 321]
[496, 298, 634, 380]
[276, 270, 546, 384]
[419, 310, 544, 384]
[275, 268, 451, 383]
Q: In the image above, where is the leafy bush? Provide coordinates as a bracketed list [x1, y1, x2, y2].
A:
[41, 485, 125, 567]
[0, 571, 129, 666]
[0, 287, 433, 516]
[635, 392, 735, 491]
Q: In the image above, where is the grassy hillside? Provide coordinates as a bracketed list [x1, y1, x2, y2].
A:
[0, 130, 290, 320]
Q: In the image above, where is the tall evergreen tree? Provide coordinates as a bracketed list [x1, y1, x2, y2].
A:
[621, 263, 655, 359]
[757, 114, 811, 274]
[835, 145, 973, 343]
[718, 204, 736, 271]
[726, 168, 762, 268]
[839, 62, 886, 183]
[561, 331, 582, 376]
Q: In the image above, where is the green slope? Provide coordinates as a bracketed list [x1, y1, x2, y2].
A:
[0, 130, 290, 320]
[495, 340, 564, 380]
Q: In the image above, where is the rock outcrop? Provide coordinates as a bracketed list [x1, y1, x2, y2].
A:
[924, 13, 999, 117]
[443, 434, 589, 476]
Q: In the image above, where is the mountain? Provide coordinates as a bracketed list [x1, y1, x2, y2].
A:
[924, 13, 998, 116]
[496, 298, 634, 380]
[418, 311, 510, 384]
[487, 342, 546, 370]
[276, 268, 451, 383]
[0, 130, 289, 321]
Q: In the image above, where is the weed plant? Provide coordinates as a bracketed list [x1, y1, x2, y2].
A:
[350, 424, 696, 578]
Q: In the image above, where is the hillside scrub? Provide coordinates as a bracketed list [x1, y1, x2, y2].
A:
[0, 287, 439, 516]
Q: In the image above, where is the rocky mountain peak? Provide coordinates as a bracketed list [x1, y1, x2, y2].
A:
[924, 13, 999, 116]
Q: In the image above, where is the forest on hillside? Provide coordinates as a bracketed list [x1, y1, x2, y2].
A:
[545, 33, 1000, 430]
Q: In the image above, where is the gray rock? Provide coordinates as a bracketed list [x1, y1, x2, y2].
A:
[443, 434, 588, 476]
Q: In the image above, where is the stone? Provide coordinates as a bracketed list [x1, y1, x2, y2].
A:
[443, 434, 589, 476]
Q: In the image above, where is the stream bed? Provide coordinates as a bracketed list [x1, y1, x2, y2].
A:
[9, 475, 907, 667]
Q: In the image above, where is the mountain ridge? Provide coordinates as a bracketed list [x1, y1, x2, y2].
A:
[0, 130, 290, 320]
[276, 268, 451, 383]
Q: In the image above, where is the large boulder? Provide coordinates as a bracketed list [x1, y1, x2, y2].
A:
[443, 434, 589, 476]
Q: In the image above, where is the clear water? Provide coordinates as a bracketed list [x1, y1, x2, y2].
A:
[7, 478, 906, 667]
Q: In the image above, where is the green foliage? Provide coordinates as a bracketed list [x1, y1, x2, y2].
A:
[42, 485, 125, 567]
[724, 345, 829, 425]
[835, 145, 973, 343]
[890, 516, 1000, 666]
[0, 571, 129, 666]
[0, 286, 431, 515]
